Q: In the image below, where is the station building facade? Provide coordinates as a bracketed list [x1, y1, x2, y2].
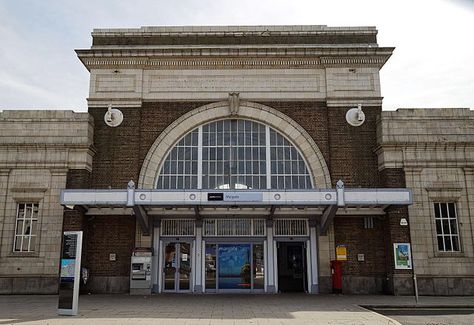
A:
[0, 25, 473, 295]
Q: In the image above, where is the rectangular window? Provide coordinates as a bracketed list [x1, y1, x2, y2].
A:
[13, 203, 39, 252]
[434, 202, 460, 252]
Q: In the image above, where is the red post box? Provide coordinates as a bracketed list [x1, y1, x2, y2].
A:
[330, 260, 342, 293]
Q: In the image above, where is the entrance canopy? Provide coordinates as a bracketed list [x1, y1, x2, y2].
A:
[61, 180, 412, 235]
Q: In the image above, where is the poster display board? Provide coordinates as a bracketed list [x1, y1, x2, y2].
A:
[336, 245, 347, 261]
[58, 231, 83, 316]
[393, 243, 412, 270]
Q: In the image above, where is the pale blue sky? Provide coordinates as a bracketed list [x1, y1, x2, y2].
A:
[0, 0, 473, 111]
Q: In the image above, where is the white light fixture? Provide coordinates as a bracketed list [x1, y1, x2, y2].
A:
[345, 103, 365, 127]
[104, 104, 123, 127]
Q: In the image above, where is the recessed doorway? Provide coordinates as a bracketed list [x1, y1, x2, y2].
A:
[277, 242, 307, 292]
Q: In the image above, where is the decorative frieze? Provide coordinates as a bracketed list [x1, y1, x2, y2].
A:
[80, 55, 390, 70]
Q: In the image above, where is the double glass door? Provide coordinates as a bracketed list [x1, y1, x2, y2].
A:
[163, 242, 191, 292]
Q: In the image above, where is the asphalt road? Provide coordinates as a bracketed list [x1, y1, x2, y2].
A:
[372, 307, 474, 325]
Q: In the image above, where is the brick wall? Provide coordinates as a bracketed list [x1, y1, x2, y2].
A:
[334, 217, 386, 276]
[88, 102, 210, 189]
[380, 168, 413, 294]
[80, 102, 387, 281]
[85, 215, 136, 276]
[326, 106, 380, 187]
[63, 169, 91, 231]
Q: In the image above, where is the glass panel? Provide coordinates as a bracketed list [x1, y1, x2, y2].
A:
[452, 236, 460, 251]
[14, 236, 22, 252]
[444, 236, 452, 251]
[21, 236, 30, 251]
[15, 220, 24, 235]
[218, 244, 251, 290]
[32, 205, 39, 219]
[179, 243, 191, 291]
[205, 244, 217, 290]
[29, 236, 36, 251]
[25, 205, 33, 219]
[437, 236, 444, 251]
[442, 220, 449, 234]
[440, 203, 448, 218]
[164, 243, 176, 290]
[253, 244, 264, 289]
[18, 204, 25, 219]
[23, 220, 32, 235]
[156, 119, 313, 190]
[448, 203, 456, 219]
[435, 220, 442, 235]
[450, 219, 458, 235]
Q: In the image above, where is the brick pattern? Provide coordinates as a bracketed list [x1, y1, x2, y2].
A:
[63, 170, 91, 231]
[89, 102, 210, 189]
[380, 169, 412, 279]
[89, 101, 382, 190]
[259, 101, 330, 162]
[85, 215, 135, 277]
[334, 217, 387, 276]
[84, 103, 209, 278]
[327, 106, 381, 187]
[82, 101, 388, 282]
[259, 103, 382, 187]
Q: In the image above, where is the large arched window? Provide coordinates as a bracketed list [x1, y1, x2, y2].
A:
[156, 119, 313, 190]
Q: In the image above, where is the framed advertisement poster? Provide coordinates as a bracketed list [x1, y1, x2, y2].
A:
[393, 243, 412, 270]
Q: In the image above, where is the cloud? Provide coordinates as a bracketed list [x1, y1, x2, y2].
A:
[0, 0, 473, 111]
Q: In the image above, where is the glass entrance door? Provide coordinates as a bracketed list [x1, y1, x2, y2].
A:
[163, 242, 191, 292]
[179, 243, 191, 290]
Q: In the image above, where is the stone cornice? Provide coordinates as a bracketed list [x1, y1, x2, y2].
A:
[327, 97, 383, 107]
[78, 53, 389, 70]
[91, 25, 378, 36]
[377, 143, 474, 149]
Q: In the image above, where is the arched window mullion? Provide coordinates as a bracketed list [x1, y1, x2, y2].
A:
[265, 125, 271, 190]
[197, 125, 203, 189]
[156, 119, 313, 190]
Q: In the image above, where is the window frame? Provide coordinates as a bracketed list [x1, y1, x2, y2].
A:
[155, 118, 314, 190]
[13, 202, 40, 253]
[433, 202, 461, 253]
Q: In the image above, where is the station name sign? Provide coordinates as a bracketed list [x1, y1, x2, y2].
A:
[207, 192, 263, 202]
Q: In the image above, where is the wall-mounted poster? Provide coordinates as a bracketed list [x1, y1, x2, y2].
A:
[393, 243, 412, 269]
[336, 245, 347, 261]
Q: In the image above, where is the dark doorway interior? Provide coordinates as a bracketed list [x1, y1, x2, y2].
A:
[277, 242, 307, 292]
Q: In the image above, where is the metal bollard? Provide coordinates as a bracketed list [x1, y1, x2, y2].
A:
[413, 273, 419, 303]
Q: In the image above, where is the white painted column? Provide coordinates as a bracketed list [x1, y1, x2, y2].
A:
[264, 240, 268, 290]
[152, 220, 161, 293]
[308, 220, 319, 294]
[266, 219, 276, 293]
[202, 240, 206, 293]
[194, 220, 203, 293]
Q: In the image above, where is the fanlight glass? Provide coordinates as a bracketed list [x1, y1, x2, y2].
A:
[156, 119, 313, 190]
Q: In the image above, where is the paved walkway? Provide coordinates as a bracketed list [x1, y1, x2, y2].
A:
[1, 294, 473, 325]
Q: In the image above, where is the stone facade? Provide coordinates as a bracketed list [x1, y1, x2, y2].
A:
[1, 25, 471, 296]
[0, 111, 94, 294]
[77, 25, 390, 109]
[69, 25, 405, 295]
[377, 108, 474, 295]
